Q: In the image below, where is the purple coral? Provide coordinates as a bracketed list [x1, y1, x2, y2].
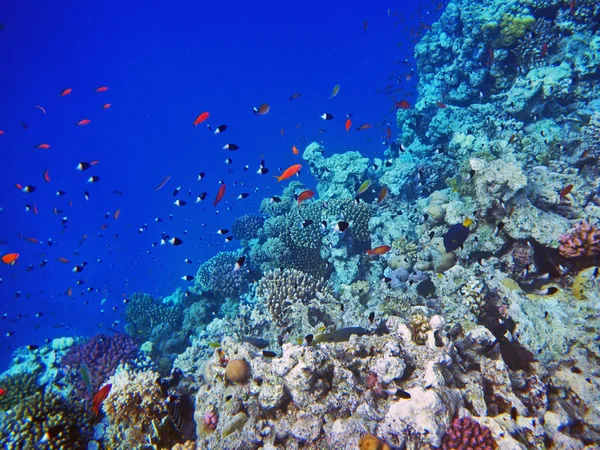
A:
[203, 409, 218, 431]
[61, 333, 138, 399]
[558, 221, 600, 259]
[441, 417, 496, 450]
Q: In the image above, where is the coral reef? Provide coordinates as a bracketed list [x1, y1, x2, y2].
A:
[193, 249, 251, 299]
[124, 292, 182, 343]
[440, 416, 496, 450]
[231, 213, 264, 241]
[559, 220, 600, 259]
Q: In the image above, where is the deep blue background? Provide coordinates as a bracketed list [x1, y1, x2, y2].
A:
[0, 0, 443, 367]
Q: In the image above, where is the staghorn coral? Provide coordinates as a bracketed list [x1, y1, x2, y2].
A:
[513, 18, 555, 70]
[193, 250, 251, 299]
[497, 14, 536, 48]
[0, 371, 39, 412]
[103, 368, 177, 449]
[327, 197, 373, 245]
[60, 333, 138, 399]
[231, 213, 264, 241]
[0, 386, 94, 449]
[125, 292, 182, 343]
[256, 268, 333, 328]
[559, 220, 600, 259]
[440, 416, 497, 450]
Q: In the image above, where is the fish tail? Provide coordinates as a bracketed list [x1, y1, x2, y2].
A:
[273, 175, 282, 182]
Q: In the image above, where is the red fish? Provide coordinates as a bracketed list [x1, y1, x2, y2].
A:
[33, 203, 38, 215]
[44, 170, 50, 183]
[292, 145, 299, 155]
[486, 47, 494, 67]
[61, 88, 73, 97]
[436, 101, 446, 108]
[1, 253, 19, 265]
[280, 127, 285, 137]
[76, 119, 91, 126]
[0, 388, 6, 396]
[366, 245, 391, 256]
[0, 130, 4, 135]
[274, 164, 302, 182]
[92, 384, 111, 416]
[570, 0, 575, 14]
[559, 184, 573, 199]
[345, 118, 352, 132]
[154, 175, 171, 192]
[193, 112, 210, 127]
[36, 143, 50, 149]
[114, 208, 122, 220]
[394, 100, 410, 110]
[24, 237, 39, 244]
[297, 190, 314, 204]
[540, 43, 548, 57]
[66, 287, 73, 297]
[357, 124, 374, 131]
[102, 103, 111, 109]
[253, 103, 270, 115]
[95, 86, 109, 92]
[377, 187, 388, 204]
[213, 184, 226, 207]
[56, 257, 70, 264]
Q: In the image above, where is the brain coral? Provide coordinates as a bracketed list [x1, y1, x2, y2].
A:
[231, 213, 265, 241]
[193, 249, 251, 299]
[0, 386, 94, 449]
[104, 368, 177, 448]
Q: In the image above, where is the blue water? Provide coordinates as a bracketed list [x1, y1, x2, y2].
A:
[0, 0, 443, 368]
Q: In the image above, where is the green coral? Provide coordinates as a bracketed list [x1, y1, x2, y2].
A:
[0, 386, 94, 449]
[124, 292, 182, 343]
[0, 372, 40, 412]
[497, 14, 535, 47]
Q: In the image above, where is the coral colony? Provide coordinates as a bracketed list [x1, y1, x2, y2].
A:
[2, 0, 600, 448]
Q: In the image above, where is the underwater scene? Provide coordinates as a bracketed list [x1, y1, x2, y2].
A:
[1, 0, 600, 448]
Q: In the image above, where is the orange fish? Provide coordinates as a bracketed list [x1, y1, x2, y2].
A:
[297, 190, 314, 204]
[386, 127, 392, 141]
[33, 203, 38, 215]
[61, 88, 73, 97]
[213, 184, 226, 207]
[436, 101, 446, 108]
[540, 42, 548, 58]
[357, 124, 374, 131]
[91, 160, 100, 166]
[24, 237, 39, 244]
[92, 384, 112, 416]
[1, 253, 19, 265]
[36, 143, 50, 149]
[76, 119, 91, 126]
[377, 187, 388, 204]
[395, 100, 410, 110]
[114, 208, 122, 220]
[100, 224, 109, 230]
[44, 170, 50, 183]
[102, 103, 111, 109]
[280, 127, 285, 137]
[559, 184, 574, 199]
[275, 164, 302, 182]
[345, 118, 352, 132]
[95, 86, 109, 92]
[56, 257, 70, 264]
[292, 145, 299, 155]
[193, 112, 210, 127]
[66, 287, 73, 297]
[366, 245, 391, 256]
[253, 103, 270, 115]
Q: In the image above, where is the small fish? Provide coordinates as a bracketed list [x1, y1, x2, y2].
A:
[394, 100, 410, 109]
[214, 125, 227, 134]
[1, 253, 19, 265]
[225, 236, 233, 242]
[181, 275, 194, 281]
[193, 112, 210, 127]
[334, 221, 349, 232]
[493, 221, 505, 236]
[234, 256, 245, 271]
[60, 88, 73, 97]
[262, 350, 277, 358]
[223, 143, 239, 151]
[289, 93, 302, 100]
[36, 105, 46, 114]
[35, 143, 50, 149]
[172, 186, 180, 197]
[80, 363, 93, 396]
[114, 209, 122, 220]
[357, 124, 374, 131]
[313, 327, 368, 344]
[253, 103, 270, 115]
[43, 170, 50, 183]
[356, 180, 371, 195]
[154, 175, 171, 191]
[87, 176, 100, 183]
[366, 245, 391, 256]
[330, 84, 340, 99]
[345, 118, 352, 132]
[15, 184, 36, 193]
[196, 192, 207, 203]
[302, 220, 314, 228]
[217, 229, 229, 235]
[275, 164, 302, 182]
[174, 199, 187, 206]
[225, 158, 233, 164]
[559, 184, 574, 199]
[292, 145, 299, 155]
[270, 196, 281, 203]
[534, 286, 559, 296]
[213, 184, 226, 207]
[321, 113, 334, 120]
[297, 190, 314, 204]
[76, 119, 91, 126]
[540, 42, 549, 57]
[443, 218, 473, 252]
[168, 237, 183, 246]
[436, 101, 446, 108]
[91, 384, 111, 416]
[102, 103, 111, 109]
[377, 187, 388, 204]
[363, 21, 368, 32]
[95, 86, 109, 92]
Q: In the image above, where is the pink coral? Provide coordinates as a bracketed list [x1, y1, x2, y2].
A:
[441, 417, 496, 450]
[558, 221, 600, 259]
[203, 409, 218, 431]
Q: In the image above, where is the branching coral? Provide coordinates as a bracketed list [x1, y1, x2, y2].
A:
[0, 371, 39, 412]
[256, 268, 332, 328]
[104, 368, 177, 448]
[231, 214, 264, 241]
[125, 292, 182, 342]
[582, 112, 600, 158]
[559, 220, 600, 258]
[193, 250, 251, 299]
[61, 333, 137, 399]
[513, 18, 555, 69]
[0, 386, 94, 449]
